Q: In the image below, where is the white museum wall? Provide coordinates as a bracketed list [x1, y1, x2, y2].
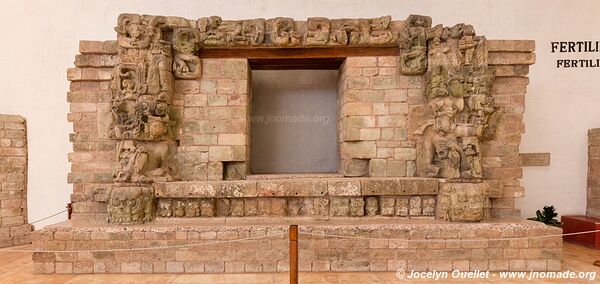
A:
[0, 0, 599, 227]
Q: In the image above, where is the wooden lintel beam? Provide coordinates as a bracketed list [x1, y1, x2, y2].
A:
[198, 46, 399, 59]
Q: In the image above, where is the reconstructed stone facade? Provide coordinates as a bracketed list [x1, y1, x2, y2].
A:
[0, 115, 31, 248]
[34, 13, 555, 273]
[33, 219, 561, 273]
[588, 129, 600, 217]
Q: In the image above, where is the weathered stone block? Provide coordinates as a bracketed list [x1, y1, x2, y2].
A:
[360, 178, 438, 196]
[342, 159, 369, 177]
[342, 141, 376, 159]
[327, 180, 361, 196]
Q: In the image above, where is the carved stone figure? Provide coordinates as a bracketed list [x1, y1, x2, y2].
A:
[422, 196, 436, 216]
[365, 197, 379, 216]
[173, 200, 186, 217]
[185, 199, 200, 217]
[173, 28, 202, 79]
[304, 17, 330, 46]
[415, 24, 499, 180]
[437, 184, 488, 222]
[198, 17, 266, 47]
[115, 14, 165, 49]
[409, 196, 422, 216]
[287, 199, 302, 216]
[367, 16, 397, 45]
[461, 139, 482, 178]
[107, 186, 155, 224]
[399, 15, 431, 75]
[267, 17, 301, 46]
[110, 28, 175, 141]
[113, 140, 177, 183]
[158, 199, 173, 217]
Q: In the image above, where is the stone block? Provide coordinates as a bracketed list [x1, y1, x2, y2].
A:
[368, 159, 386, 177]
[256, 180, 326, 197]
[342, 159, 369, 177]
[330, 198, 349, 216]
[342, 141, 376, 159]
[360, 178, 438, 196]
[486, 40, 535, 52]
[349, 198, 365, 216]
[327, 180, 361, 196]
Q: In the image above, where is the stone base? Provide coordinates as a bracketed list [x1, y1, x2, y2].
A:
[32, 218, 561, 274]
[562, 215, 600, 249]
[0, 224, 32, 248]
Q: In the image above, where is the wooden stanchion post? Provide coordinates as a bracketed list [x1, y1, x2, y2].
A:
[67, 203, 73, 220]
[289, 225, 298, 284]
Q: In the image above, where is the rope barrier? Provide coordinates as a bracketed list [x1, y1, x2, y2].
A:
[29, 209, 68, 225]
[299, 228, 600, 242]
[0, 234, 276, 253]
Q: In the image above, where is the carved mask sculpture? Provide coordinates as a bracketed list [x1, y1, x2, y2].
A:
[108, 187, 155, 224]
[449, 186, 485, 222]
[173, 200, 186, 217]
[365, 197, 379, 216]
[157, 199, 173, 217]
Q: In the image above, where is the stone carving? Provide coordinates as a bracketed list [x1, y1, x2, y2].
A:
[110, 21, 175, 142]
[111, 13, 179, 188]
[113, 140, 177, 183]
[267, 17, 301, 46]
[437, 183, 488, 222]
[328, 17, 398, 46]
[198, 16, 266, 47]
[185, 199, 200, 217]
[304, 17, 330, 46]
[115, 14, 165, 49]
[157, 199, 172, 217]
[188, 15, 400, 47]
[399, 15, 431, 75]
[173, 28, 202, 79]
[365, 197, 379, 216]
[173, 200, 186, 217]
[413, 21, 498, 180]
[107, 186, 156, 224]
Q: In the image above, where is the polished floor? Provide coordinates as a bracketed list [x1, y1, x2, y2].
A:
[0, 241, 598, 283]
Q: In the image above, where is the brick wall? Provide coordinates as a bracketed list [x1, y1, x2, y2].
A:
[339, 56, 418, 178]
[485, 40, 535, 218]
[0, 114, 31, 247]
[32, 220, 562, 273]
[67, 41, 119, 223]
[176, 59, 250, 181]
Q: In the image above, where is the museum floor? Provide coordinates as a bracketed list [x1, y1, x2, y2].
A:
[0, 241, 596, 283]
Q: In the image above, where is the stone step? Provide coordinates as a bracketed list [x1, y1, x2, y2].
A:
[154, 177, 439, 198]
[32, 219, 562, 274]
[246, 173, 344, 180]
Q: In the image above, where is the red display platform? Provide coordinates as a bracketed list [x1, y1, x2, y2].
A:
[562, 215, 600, 249]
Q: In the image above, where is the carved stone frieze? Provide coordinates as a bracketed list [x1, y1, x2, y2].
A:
[399, 15, 432, 75]
[198, 16, 266, 47]
[107, 186, 156, 224]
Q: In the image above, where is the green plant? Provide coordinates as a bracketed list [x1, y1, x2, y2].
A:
[527, 205, 562, 227]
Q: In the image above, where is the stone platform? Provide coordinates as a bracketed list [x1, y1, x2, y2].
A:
[32, 218, 561, 274]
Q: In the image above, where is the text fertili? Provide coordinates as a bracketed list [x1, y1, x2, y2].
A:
[551, 41, 600, 68]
